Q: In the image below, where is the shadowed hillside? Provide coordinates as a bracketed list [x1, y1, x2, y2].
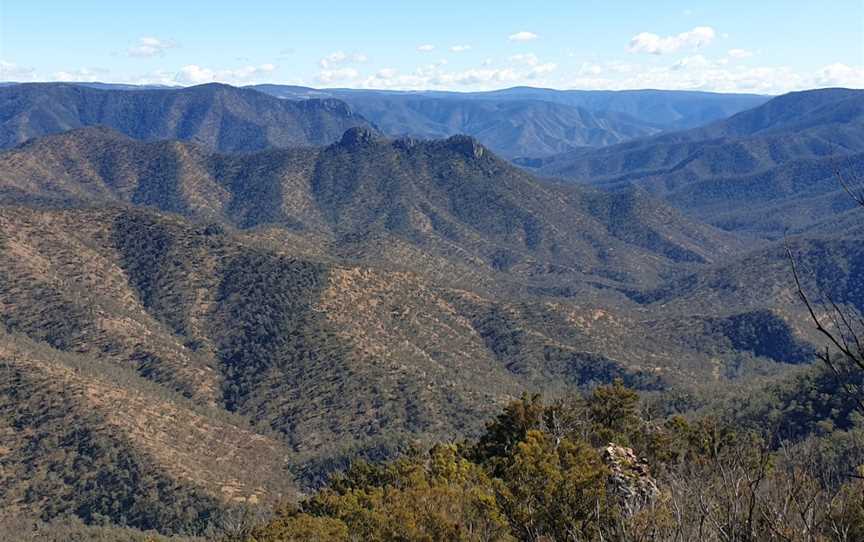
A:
[0, 205, 664, 454]
[255, 94, 661, 158]
[0, 328, 297, 532]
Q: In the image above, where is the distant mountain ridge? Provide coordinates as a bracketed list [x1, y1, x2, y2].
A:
[251, 84, 769, 158]
[251, 84, 769, 130]
[522, 88, 864, 237]
[302, 95, 662, 158]
[0, 82, 373, 152]
[692, 87, 864, 138]
[0, 81, 770, 159]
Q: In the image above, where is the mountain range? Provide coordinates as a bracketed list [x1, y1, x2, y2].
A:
[0, 82, 372, 152]
[522, 88, 864, 237]
[250, 84, 769, 130]
[251, 84, 769, 158]
[0, 82, 862, 536]
[0, 125, 745, 292]
[0, 82, 770, 160]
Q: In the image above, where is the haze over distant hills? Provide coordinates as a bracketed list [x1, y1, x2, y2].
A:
[251, 84, 769, 158]
[0, 82, 770, 159]
[523, 87, 864, 237]
[250, 85, 769, 130]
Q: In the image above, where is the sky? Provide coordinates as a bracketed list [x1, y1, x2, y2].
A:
[1, 1, 863, 94]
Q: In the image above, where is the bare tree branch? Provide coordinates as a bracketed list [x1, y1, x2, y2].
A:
[785, 169, 864, 414]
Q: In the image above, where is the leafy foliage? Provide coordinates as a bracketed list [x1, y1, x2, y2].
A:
[250, 386, 864, 542]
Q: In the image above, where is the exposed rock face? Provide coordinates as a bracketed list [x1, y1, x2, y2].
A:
[446, 135, 486, 159]
[338, 126, 381, 148]
[394, 136, 420, 150]
[602, 443, 660, 517]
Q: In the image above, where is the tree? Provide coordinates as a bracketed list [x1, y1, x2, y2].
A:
[588, 379, 641, 446]
[498, 430, 608, 541]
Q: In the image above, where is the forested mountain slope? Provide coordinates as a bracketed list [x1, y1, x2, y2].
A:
[0, 126, 744, 291]
[523, 88, 864, 236]
[0, 83, 372, 152]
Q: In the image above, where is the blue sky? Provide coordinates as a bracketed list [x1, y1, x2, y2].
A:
[1, 1, 863, 93]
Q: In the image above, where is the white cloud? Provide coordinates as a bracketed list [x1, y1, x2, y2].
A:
[450, 45, 471, 52]
[310, 56, 561, 90]
[318, 67, 361, 84]
[814, 63, 864, 88]
[578, 62, 604, 76]
[559, 63, 796, 93]
[506, 53, 556, 78]
[0, 60, 37, 81]
[727, 48, 753, 59]
[296, 58, 864, 92]
[529, 63, 557, 77]
[320, 51, 347, 68]
[508, 31, 538, 42]
[176, 65, 215, 84]
[436, 67, 519, 86]
[319, 51, 367, 69]
[417, 44, 435, 52]
[174, 63, 276, 85]
[509, 53, 540, 66]
[128, 36, 177, 58]
[52, 67, 109, 82]
[315, 50, 368, 84]
[354, 57, 559, 90]
[550, 57, 864, 95]
[672, 54, 710, 70]
[628, 26, 716, 55]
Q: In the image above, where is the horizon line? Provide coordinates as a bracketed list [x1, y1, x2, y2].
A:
[0, 80, 790, 96]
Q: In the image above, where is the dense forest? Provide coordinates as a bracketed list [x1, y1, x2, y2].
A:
[246, 379, 864, 541]
[2, 365, 863, 541]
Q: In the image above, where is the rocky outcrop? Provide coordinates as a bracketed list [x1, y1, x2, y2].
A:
[446, 135, 486, 159]
[602, 444, 660, 517]
[337, 126, 382, 149]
